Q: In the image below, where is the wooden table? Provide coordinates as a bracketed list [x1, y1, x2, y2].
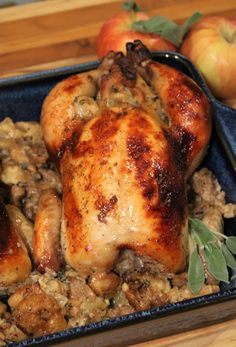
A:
[1, 0, 236, 78]
[0, 0, 236, 346]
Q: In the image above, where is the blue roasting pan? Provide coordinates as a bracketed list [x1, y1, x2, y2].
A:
[0, 52, 236, 347]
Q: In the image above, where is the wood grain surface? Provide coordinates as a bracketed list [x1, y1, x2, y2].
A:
[0, 0, 236, 346]
[131, 318, 236, 347]
[1, 0, 236, 78]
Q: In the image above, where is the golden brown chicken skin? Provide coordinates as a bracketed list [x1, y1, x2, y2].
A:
[41, 41, 211, 276]
[0, 201, 31, 286]
[33, 189, 62, 273]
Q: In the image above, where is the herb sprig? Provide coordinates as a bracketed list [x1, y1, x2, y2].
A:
[122, 1, 202, 47]
[132, 12, 202, 47]
[188, 218, 236, 294]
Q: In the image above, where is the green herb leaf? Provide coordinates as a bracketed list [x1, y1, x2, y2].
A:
[222, 244, 236, 269]
[204, 244, 229, 283]
[188, 248, 205, 294]
[132, 11, 202, 47]
[226, 237, 236, 255]
[178, 12, 202, 43]
[133, 16, 176, 34]
[189, 218, 214, 245]
[122, 1, 142, 12]
[231, 274, 236, 281]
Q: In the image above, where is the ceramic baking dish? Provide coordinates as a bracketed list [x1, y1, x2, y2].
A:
[0, 52, 235, 347]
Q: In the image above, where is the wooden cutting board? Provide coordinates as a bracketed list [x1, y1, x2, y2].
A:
[1, 0, 236, 78]
[131, 318, 236, 346]
[0, 0, 236, 346]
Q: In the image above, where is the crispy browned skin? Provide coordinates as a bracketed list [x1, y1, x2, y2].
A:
[33, 189, 62, 273]
[42, 41, 211, 276]
[41, 71, 99, 161]
[0, 201, 31, 286]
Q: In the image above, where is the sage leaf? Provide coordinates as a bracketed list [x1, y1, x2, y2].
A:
[188, 248, 205, 294]
[122, 1, 142, 12]
[133, 16, 171, 34]
[178, 12, 202, 42]
[231, 274, 236, 281]
[132, 16, 180, 45]
[222, 244, 236, 269]
[132, 12, 202, 47]
[158, 21, 180, 46]
[204, 244, 229, 283]
[226, 237, 236, 255]
[189, 218, 214, 244]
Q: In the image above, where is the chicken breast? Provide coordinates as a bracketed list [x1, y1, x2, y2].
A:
[41, 41, 211, 276]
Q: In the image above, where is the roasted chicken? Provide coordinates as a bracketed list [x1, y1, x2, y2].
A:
[0, 41, 211, 286]
[41, 40, 211, 276]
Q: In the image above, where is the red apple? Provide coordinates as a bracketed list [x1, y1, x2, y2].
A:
[180, 16, 236, 100]
[96, 11, 177, 58]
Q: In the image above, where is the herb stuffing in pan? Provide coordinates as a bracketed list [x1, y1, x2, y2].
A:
[0, 41, 235, 345]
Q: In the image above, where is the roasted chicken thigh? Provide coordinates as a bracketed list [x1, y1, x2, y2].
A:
[41, 41, 211, 276]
